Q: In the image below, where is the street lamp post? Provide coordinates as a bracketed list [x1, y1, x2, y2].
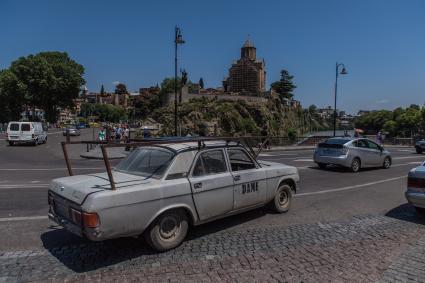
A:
[333, 62, 348, 137]
[174, 26, 185, 136]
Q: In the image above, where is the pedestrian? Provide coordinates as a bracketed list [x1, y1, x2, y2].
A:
[261, 124, 270, 150]
[115, 125, 122, 143]
[123, 125, 130, 143]
[98, 127, 106, 141]
[376, 130, 383, 145]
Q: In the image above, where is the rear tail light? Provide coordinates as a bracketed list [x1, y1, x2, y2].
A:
[407, 177, 425, 192]
[82, 212, 100, 228]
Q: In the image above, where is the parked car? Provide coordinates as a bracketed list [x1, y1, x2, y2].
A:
[6, 121, 47, 146]
[406, 162, 425, 214]
[48, 141, 299, 251]
[313, 137, 392, 172]
[415, 139, 425, 154]
[62, 126, 80, 136]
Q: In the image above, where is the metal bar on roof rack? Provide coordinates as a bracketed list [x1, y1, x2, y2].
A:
[100, 145, 116, 191]
[61, 142, 73, 176]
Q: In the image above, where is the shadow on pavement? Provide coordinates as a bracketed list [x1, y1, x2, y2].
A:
[41, 207, 268, 273]
[385, 203, 425, 225]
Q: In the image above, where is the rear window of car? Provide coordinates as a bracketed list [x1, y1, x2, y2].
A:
[21, 124, 31, 131]
[318, 138, 351, 148]
[9, 123, 19, 131]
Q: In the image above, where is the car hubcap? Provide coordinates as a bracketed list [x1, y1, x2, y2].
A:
[278, 190, 288, 206]
[385, 159, 390, 168]
[159, 215, 180, 240]
[353, 161, 359, 171]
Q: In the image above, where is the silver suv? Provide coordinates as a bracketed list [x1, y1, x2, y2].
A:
[313, 137, 392, 172]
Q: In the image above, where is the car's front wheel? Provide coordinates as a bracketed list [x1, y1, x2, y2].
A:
[416, 148, 423, 154]
[8, 141, 14, 146]
[350, 158, 361, 173]
[144, 209, 189, 252]
[382, 157, 391, 169]
[271, 184, 292, 213]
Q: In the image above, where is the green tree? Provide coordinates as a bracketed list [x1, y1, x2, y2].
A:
[4, 52, 85, 122]
[0, 70, 26, 122]
[199, 77, 204, 89]
[271, 69, 296, 100]
[100, 84, 105, 95]
[114, 83, 128, 95]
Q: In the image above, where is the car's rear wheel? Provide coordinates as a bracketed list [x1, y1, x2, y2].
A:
[144, 209, 189, 252]
[351, 158, 361, 173]
[416, 148, 423, 154]
[317, 163, 327, 169]
[271, 184, 292, 213]
[8, 141, 14, 146]
[382, 157, 391, 169]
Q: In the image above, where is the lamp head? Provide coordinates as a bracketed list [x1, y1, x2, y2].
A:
[340, 67, 348, 75]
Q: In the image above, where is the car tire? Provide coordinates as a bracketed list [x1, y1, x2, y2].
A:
[350, 158, 361, 173]
[271, 184, 292, 213]
[317, 163, 327, 169]
[32, 139, 38, 146]
[382, 157, 391, 169]
[8, 141, 14, 146]
[415, 207, 425, 214]
[144, 209, 189, 252]
[44, 137, 47, 144]
[416, 148, 423, 154]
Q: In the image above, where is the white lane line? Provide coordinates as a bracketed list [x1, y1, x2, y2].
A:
[0, 184, 49, 189]
[293, 159, 314, 162]
[397, 149, 415, 152]
[0, 215, 48, 222]
[259, 153, 297, 157]
[0, 167, 104, 171]
[295, 176, 406, 197]
[393, 156, 425, 160]
[30, 181, 41, 183]
[47, 131, 64, 135]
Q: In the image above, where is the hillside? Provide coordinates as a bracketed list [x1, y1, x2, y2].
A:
[151, 94, 319, 137]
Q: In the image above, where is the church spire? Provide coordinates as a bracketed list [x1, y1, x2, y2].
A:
[241, 37, 256, 60]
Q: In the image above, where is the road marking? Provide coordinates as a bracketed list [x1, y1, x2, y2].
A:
[30, 181, 40, 183]
[0, 167, 104, 171]
[0, 184, 49, 189]
[0, 215, 48, 222]
[397, 149, 415, 152]
[259, 153, 297, 157]
[293, 159, 314, 162]
[295, 176, 406, 197]
[393, 156, 424, 160]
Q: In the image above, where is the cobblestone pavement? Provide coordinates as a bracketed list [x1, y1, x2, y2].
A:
[1, 214, 425, 282]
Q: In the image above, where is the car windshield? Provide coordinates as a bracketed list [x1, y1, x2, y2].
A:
[115, 147, 175, 178]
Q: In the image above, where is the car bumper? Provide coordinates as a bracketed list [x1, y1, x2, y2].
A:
[405, 190, 425, 209]
[48, 211, 103, 241]
[313, 154, 351, 167]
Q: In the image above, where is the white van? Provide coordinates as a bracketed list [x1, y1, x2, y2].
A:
[6, 122, 47, 146]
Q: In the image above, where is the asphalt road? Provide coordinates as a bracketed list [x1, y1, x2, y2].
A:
[0, 129, 423, 249]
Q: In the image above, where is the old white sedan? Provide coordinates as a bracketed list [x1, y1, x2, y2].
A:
[48, 141, 299, 251]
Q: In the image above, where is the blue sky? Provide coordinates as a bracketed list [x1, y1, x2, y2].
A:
[1, 0, 424, 114]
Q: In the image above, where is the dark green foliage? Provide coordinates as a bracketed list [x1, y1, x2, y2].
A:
[100, 85, 105, 95]
[80, 102, 126, 122]
[114, 83, 128, 95]
[199, 77, 204, 89]
[0, 52, 85, 123]
[271, 70, 296, 100]
[355, 105, 425, 137]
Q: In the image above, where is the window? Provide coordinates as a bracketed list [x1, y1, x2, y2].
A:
[21, 124, 31, 131]
[192, 150, 227, 177]
[228, 149, 256, 171]
[115, 147, 175, 178]
[9, 123, 19, 131]
[356, 140, 368, 148]
[367, 140, 380, 150]
[166, 151, 196, 180]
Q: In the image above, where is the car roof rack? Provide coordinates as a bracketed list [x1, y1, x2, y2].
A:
[60, 136, 270, 191]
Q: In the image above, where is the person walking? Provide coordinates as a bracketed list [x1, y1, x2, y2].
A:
[376, 130, 383, 145]
[261, 124, 270, 150]
[98, 127, 106, 141]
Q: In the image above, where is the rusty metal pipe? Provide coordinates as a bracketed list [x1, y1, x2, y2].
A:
[101, 145, 116, 191]
[61, 142, 73, 176]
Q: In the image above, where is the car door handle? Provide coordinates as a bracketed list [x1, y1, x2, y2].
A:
[193, 182, 202, 189]
[233, 175, 241, 181]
